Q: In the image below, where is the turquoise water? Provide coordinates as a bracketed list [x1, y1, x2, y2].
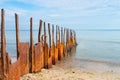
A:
[5, 30, 120, 64]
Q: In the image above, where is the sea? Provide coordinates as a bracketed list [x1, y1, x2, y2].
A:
[5, 29, 120, 65]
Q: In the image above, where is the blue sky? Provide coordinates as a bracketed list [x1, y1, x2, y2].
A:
[0, 0, 120, 30]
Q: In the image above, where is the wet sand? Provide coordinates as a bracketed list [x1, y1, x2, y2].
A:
[21, 54, 120, 80]
[21, 47, 120, 80]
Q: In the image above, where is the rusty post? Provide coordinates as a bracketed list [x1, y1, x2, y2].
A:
[58, 26, 60, 44]
[38, 20, 42, 42]
[63, 28, 66, 44]
[74, 30, 77, 45]
[44, 22, 46, 44]
[51, 24, 55, 64]
[66, 29, 68, 53]
[63, 28, 66, 56]
[71, 30, 73, 41]
[48, 23, 52, 68]
[70, 29, 71, 41]
[68, 29, 70, 42]
[61, 27, 63, 44]
[15, 13, 20, 59]
[48, 23, 51, 49]
[58, 26, 61, 60]
[70, 29, 72, 43]
[56, 25, 58, 48]
[29, 17, 34, 72]
[1, 9, 7, 80]
[52, 24, 54, 45]
[66, 29, 68, 46]
[44, 22, 48, 68]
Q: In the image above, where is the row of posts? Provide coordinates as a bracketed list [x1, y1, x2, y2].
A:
[0, 9, 77, 80]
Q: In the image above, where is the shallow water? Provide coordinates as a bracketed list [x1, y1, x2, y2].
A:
[5, 30, 120, 65]
[75, 30, 120, 64]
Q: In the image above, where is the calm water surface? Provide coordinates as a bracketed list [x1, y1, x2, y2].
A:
[5, 30, 120, 64]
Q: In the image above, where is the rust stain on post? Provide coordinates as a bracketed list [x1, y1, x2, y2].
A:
[19, 42, 29, 76]
[34, 42, 43, 72]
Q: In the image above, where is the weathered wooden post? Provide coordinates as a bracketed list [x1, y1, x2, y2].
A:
[68, 29, 70, 42]
[44, 22, 48, 68]
[61, 27, 65, 57]
[63, 28, 65, 44]
[58, 26, 61, 60]
[48, 23, 51, 49]
[74, 30, 77, 45]
[61, 27, 63, 44]
[55, 25, 59, 62]
[1, 9, 7, 80]
[68, 29, 71, 52]
[58, 26, 60, 45]
[63, 28, 66, 56]
[56, 25, 58, 47]
[15, 13, 20, 59]
[48, 23, 52, 68]
[29, 17, 34, 72]
[51, 24, 55, 64]
[66, 29, 67, 51]
[66, 29, 69, 53]
[69, 29, 73, 50]
[52, 24, 54, 46]
[38, 20, 42, 42]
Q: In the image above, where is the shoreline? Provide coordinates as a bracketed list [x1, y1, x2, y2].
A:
[21, 56, 120, 80]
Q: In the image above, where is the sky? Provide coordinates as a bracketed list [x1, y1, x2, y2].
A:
[0, 0, 120, 30]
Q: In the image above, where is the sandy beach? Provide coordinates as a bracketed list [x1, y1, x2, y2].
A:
[21, 66, 120, 80]
[21, 55, 120, 80]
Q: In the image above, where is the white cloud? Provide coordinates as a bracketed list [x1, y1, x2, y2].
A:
[17, 0, 106, 10]
[1, 0, 120, 29]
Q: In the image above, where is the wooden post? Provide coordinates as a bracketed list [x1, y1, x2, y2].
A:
[44, 22, 48, 68]
[48, 23, 51, 48]
[68, 29, 69, 42]
[15, 13, 20, 59]
[66, 29, 68, 46]
[38, 20, 42, 42]
[29, 17, 34, 72]
[1, 9, 7, 80]
[70, 29, 71, 41]
[58, 26, 60, 44]
[66, 29, 68, 52]
[61, 27, 63, 44]
[52, 24, 54, 45]
[56, 25, 58, 48]
[48, 23, 52, 68]
[64, 28, 65, 45]
[51, 24, 56, 64]
[44, 22, 46, 44]
[74, 30, 77, 45]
